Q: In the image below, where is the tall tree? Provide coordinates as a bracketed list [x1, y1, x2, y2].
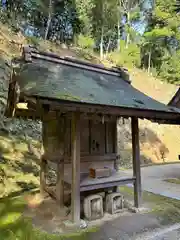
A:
[44, 0, 53, 40]
[120, 0, 144, 48]
[140, 0, 180, 74]
[92, 0, 119, 58]
[174, 0, 180, 12]
[75, 0, 94, 36]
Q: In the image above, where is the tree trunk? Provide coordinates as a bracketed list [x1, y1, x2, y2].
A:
[44, 0, 53, 40]
[117, 20, 121, 51]
[117, 0, 121, 51]
[125, 11, 130, 49]
[100, 25, 104, 60]
[148, 50, 151, 75]
[105, 35, 112, 57]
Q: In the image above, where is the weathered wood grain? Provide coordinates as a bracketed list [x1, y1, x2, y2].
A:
[131, 117, 142, 208]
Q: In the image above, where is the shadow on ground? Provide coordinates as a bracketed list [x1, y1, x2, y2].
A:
[0, 193, 96, 240]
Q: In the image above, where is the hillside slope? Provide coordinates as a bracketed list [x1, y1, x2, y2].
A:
[0, 24, 180, 197]
[118, 70, 180, 167]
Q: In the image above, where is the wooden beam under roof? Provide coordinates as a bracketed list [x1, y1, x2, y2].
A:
[22, 96, 180, 124]
[9, 97, 180, 125]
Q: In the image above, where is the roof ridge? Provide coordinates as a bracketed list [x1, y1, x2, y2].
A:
[22, 45, 131, 84]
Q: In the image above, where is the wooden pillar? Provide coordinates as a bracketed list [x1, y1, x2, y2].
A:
[40, 105, 48, 196]
[131, 117, 142, 208]
[56, 116, 67, 207]
[113, 119, 117, 154]
[113, 118, 118, 192]
[40, 158, 46, 195]
[114, 118, 118, 171]
[56, 162, 64, 207]
[71, 112, 81, 223]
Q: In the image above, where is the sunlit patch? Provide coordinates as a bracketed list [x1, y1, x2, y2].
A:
[0, 212, 21, 226]
[24, 193, 43, 209]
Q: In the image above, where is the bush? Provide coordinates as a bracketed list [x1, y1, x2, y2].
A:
[159, 51, 180, 84]
[77, 34, 95, 50]
[26, 36, 40, 47]
[108, 41, 141, 68]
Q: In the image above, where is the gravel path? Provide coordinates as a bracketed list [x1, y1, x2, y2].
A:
[125, 163, 180, 200]
[88, 164, 180, 240]
[88, 220, 180, 240]
[88, 216, 180, 240]
[87, 213, 161, 240]
[135, 223, 180, 240]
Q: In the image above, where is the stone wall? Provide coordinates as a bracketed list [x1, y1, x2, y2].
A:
[0, 57, 41, 141]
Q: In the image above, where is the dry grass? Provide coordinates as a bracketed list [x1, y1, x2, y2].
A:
[133, 70, 180, 164]
[117, 68, 180, 166]
[130, 69, 177, 104]
[164, 178, 180, 184]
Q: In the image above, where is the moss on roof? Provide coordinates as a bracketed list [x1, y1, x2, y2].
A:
[15, 56, 180, 115]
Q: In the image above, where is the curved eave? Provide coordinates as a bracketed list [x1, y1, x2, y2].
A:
[11, 94, 180, 125]
[168, 87, 180, 108]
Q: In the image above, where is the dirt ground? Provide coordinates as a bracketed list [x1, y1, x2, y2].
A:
[23, 164, 180, 239]
[23, 193, 161, 238]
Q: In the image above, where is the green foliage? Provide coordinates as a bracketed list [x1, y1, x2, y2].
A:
[175, 0, 180, 12]
[130, 10, 141, 22]
[159, 51, 180, 83]
[164, 178, 180, 184]
[144, 28, 174, 39]
[75, 0, 94, 35]
[1, 0, 180, 84]
[77, 34, 94, 49]
[121, 186, 180, 225]
[26, 36, 40, 46]
[138, 0, 180, 81]
[109, 41, 141, 68]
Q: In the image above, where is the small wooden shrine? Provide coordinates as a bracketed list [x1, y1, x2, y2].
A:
[5, 46, 180, 224]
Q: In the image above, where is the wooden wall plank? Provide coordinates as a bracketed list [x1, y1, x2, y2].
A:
[105, 122, 109, 153]
[56, 162, 64, 207]
[89, 120, 92, 154]
[80, 119, 89, 155]
[108, 122, 115, 154]
[91, 121, 105, 154]
[48, 160, 115, 176]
